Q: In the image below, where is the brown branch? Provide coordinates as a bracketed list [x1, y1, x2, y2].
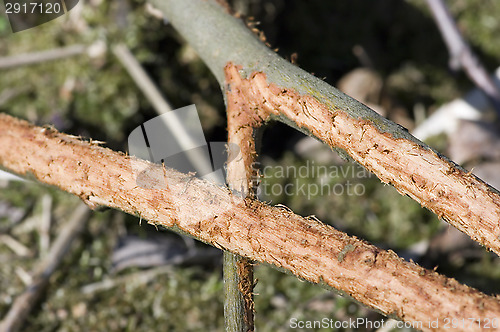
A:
[1, 113, 499, 330]
[223, 62, 500, 256]
[150, 0, 500, 257]
[222, 74, 269, 331]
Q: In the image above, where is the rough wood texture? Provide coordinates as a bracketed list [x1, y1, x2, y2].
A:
[1, 113, 500, 330]
[223, 59, 267, 332]
[224, 62, 500, 256]
[150, 0, 500, 256]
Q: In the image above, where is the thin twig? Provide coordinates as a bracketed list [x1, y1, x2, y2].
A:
[39, 194, 52, 256]
[0, 235, 31, 257]
[0, 203, 91, 332]
[425, 0, 500, 115]
[112, 43, 174, 114]
[0, 44, 86, 69]
[81, 265, 175, 295]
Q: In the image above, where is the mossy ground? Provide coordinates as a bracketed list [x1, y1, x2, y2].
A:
[1, 0, 500, 331]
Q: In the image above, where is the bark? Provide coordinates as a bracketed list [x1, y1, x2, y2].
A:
[1, 113, 500, 331]
[149, 0, 500, 256]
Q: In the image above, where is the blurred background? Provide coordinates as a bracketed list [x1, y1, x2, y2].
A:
[1, 0, 500, 330]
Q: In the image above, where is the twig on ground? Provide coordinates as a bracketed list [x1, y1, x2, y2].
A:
[425, 0, 500, 115]
[112, 44, 174, 114]
[81, 265, 175, 295]
[0, 44, 86, 69]
[39, 194, 52, 256]
[112, 43, 216, 181]
[0, 202, 91, 332]
[0, 235, 31, 257]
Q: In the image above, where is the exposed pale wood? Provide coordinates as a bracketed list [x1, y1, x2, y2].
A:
[149, 0, 500, 256]
[223, 62, 500, 256]
[223, 75, 266, 331]
[1, 113, 499, 330]
[114, 41, 252, 330]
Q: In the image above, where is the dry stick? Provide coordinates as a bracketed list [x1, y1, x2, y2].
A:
[39, 194, 52, 256]
[0, 203, 91, 332]
[112, 44, 174, 114]
[0, 44, 86, 69]
[151, 0, 500, 256]
[1, 114, 500, 331]
[425, 0, 500, 115]
[81, 265, 175, 295]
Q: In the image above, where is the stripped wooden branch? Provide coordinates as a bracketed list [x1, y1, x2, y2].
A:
[1, 113, 499, 330]
[222, 57, 267, 332]
[150, 0, 500, 256]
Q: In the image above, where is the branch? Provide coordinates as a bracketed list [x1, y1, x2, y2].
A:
[1, 114, 499, 330]
[150, 0, 500, 256]
[0, 44, 87, 69]
[222, 72, 266, 331]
